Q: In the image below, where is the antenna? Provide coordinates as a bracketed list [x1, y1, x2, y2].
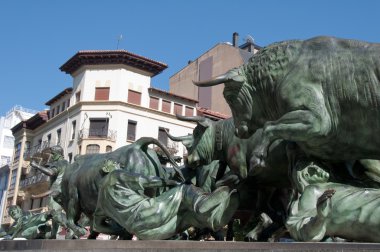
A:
[116, 34, 123, 49]
[245, 35, 255, 44]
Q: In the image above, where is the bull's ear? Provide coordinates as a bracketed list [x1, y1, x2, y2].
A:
[231, 75, 245, 84]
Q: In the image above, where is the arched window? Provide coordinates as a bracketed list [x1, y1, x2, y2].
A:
[86, 144, 100, 154]
[106, 145, 112, 153]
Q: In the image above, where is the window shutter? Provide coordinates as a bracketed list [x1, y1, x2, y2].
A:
[95, 87, 110, 101]
[128, 90, 141, 105]
[162, 100, 171, 113]
[149, 96, 159, 110]
[174, 103, 182, 115]
[185, 106, 194, 116]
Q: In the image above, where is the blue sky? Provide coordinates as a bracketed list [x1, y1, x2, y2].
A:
[1, 0, 379, 116]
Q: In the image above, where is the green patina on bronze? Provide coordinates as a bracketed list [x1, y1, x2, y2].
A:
[286, 157, 380, 242]
[167, 116, 292, 241]
[1, 205, 52, 240]
[60, 137, 184, 238]
[93, 164, 238, 240]
[194, 36, 380, 174]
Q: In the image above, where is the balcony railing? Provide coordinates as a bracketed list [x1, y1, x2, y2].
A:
[19, 171, 49, 189]
[79, 128, 117, 142]
[24, 141, 57, 161]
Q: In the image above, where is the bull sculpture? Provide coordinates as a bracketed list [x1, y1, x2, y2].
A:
[60, 137, 184, 238]
[194, 36, 380, 179]
[166, 115, 291, 241]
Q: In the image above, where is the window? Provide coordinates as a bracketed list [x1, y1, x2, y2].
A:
[71, 121, 76, 140]
[24, 141, 31, 158]
[86, 144, 100, 154]
[47, 134, 51, 145]
[68, 153, 73, 163]
[127, 120, 137, 142]
[56, 128, 62, 144]
[128, 90, 141, 105]
[14, 142, 21, 160]
[149, 96, 159, 110]
[106, 145, 112, 152]
[3, 136, 14, 148]
[31, 198, 42, 210]
[67, 99, 70, 108]
[162, 100, 171, 113]
[95, 87, 110, 101]
[89, 119, 108, 138]
[185, 106, 194, 116]
[174, 103, 182, 115]
[50, 108, 55, 118]
[56, 105, 60, 115]
[61, 102, 65, 112]
[75, 91, 81, 104]
[37, 139, 42, 152]
[158, 127, 168, 146]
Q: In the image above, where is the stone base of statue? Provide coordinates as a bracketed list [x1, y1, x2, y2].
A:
[2, 240, 380, 252]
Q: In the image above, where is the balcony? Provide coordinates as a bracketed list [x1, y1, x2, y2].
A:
[24, 141, 54, 161]
[19, 172, 49, 189]
[79, 128, 117, 142]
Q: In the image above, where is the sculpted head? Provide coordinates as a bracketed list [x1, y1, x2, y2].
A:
[8, 205, 22, 220]
[166, 115, 216, 168]
[193, 67, 256, 139]
[292, 161, 330, 192]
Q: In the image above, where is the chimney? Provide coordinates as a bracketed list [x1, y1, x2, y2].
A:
[232, 32, 239, 47]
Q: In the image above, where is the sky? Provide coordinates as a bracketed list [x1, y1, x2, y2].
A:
[1, 0, 380, 116]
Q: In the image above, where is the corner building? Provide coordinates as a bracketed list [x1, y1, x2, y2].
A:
[1, 50, 202, 228]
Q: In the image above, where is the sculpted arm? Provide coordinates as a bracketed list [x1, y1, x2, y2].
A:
[286, 187, 333, 241]
[30, 160, 56, 177]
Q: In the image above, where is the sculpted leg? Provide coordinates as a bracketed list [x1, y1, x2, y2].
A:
[66, 187, 86, 237]
[251, 109, 331, 169]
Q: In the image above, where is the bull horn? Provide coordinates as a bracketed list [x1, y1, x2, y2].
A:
[175, 114, 206, 123]
[193, 74, 229, 87]
[31, 190, 52, 199]
[165, 129, 192, 142]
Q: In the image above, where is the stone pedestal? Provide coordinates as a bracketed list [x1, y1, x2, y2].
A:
[1, 240, 380, 252]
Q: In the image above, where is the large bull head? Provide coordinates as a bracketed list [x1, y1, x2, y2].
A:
[166, 115, 215, 168]
[193, 67, 256, 139]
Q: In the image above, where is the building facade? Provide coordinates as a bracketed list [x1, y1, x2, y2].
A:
[1, 50, 200, 227]
[0, 106, 36, 228]
[169, 32, 261, 116]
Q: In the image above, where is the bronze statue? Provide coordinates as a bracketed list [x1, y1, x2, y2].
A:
[30, 145, 72, 239]
[166, 116, 291, 241]
[60, 137, 184, 238]
[193, 36, 380, 182]
[286, 160, 380, 242]
[93, 166, 238, 240]
[2, 205, 52, 240]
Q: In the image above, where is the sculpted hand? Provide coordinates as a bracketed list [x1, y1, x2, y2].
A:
[215, 174, 240, 187]
[317, 189, 335, 218]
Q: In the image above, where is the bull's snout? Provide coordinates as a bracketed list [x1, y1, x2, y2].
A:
[235, 124, 250, 139]
[186, 152, 201, 168]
